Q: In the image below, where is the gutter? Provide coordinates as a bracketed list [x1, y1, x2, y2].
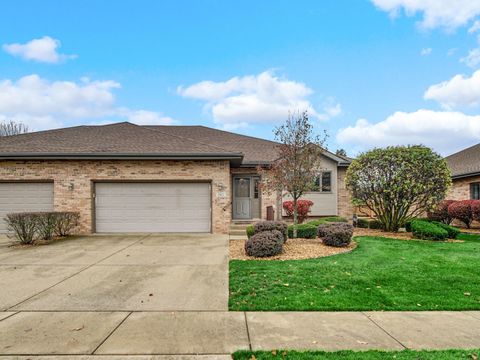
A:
[451, 171, 480, 180]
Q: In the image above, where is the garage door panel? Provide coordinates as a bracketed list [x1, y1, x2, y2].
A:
[0, 183, 54, 233]
[95, 182, 211, 233]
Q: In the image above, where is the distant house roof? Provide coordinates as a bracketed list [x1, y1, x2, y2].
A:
[445, 143, 480, 179]
[0, 122, 351, 167]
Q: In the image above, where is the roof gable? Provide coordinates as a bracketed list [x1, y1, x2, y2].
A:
[445, 142, 480, 178]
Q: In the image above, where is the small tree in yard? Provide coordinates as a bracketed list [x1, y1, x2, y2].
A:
[258, 111, 326, 238]
[346, 145, 451, 232]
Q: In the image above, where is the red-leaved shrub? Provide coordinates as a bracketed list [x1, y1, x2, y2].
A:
[427, 200, 455, 224]
[472, 200, 480, 222]
[448, 200, 474, 228]
[283, 200, 314, 223]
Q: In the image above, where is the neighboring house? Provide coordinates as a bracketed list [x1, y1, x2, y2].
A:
[445, 143, 480, 201]
[0, 122, 352, 234]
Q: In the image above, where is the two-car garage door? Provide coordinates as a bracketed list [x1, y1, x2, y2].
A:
[0, 183, 54, 233]
[95, 182, 211, 233]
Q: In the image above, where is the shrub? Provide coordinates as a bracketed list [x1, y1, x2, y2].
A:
[431, 221, 460, 239]
[411, 220, 448, 241]
[368, 219, 384, 230]
[427, 200, 455, 224]
[287, 224, 317, 239]
[448, 200, 474, 228]
[54, 212, 80, 236]
[244, 230, 284, 257]
[472, 200, 480, 222]
[5, 212, 39, 244]
[246, 225, 254, 239]
[282, 200, 314, 223]
[323, 216, 348, 223]
[253, 221, 288, 243]
[356, 218, 370, 228]
[36, 212, 60, 240]
[318, 223, 353, 247]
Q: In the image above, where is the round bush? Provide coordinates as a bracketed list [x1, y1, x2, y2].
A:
[411, 219, 448, 241]
[448, 201, 474, 228]
[318, 223, 354, 247]
[253, 221, 288, 243]
[244, 230, 284, 257]
[427, 200, 455, 224]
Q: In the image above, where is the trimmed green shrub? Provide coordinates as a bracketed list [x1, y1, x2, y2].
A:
[356, 218, 370, 228]
[318, 223, 353, 247]
[246, 225, 254, 239]
[368, 219, 384, 230]
[244, 230, 283, 257]
[431, 221, 460, 239]
[411, 220, 448, 241]
[323, 216, 348, 223]
[5, 212, 38, 244]
[253, 221, 288, 243]
[288, 224, 317, 239]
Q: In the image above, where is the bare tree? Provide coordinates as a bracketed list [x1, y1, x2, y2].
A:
[259, 111, 327, 237]
[0, 120, 29, 136]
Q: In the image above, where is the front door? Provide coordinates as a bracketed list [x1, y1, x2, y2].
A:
[233, 177, 251, 219]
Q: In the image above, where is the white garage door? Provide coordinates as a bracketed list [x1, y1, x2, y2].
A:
[0, 182, 54, 233]
[95, 182, 211, 233]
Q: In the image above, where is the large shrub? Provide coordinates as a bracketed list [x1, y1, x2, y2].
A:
[472, 200, 480, 222]
[5, 213, 38, 244]
[253, 221, 288, 243]
[346, 145, 451, 232]
[427, 200, 455, 224]
[283, 200, 314, 223]
[244, 230, 284, 257]
[318, 223, 353, 247]
[431, 221, 460, 239]
[287, 223, 317, 239]
[5, 211, 79, 244]
[54, 212, 80, 236]
[448, 200, 474, 228]
[411, 220, 448, 241]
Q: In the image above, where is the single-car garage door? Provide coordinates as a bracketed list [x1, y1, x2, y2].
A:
[95, 182, 211, 233]
[0, 182, 54, 233]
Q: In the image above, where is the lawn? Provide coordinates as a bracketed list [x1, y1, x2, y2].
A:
[229, 233, 480, 311]
[233, 349, 480, 360]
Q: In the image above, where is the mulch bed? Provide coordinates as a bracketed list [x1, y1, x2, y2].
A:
[229, 238, 356, 261]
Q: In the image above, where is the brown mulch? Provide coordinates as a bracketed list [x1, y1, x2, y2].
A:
[353, 228, 464, 242]
[230, 238, 357, 261]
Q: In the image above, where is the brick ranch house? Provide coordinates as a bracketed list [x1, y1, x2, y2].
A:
[0, 122, 353, 234]
[445, 142, 480, 201]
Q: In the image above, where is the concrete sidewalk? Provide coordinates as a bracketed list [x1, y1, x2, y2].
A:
[0, 311, 479, 357]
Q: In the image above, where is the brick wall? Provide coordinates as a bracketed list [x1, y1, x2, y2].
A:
[447, 175, 480, 200]
[337, 166, 354, 219]
[0, 160, 231, 234]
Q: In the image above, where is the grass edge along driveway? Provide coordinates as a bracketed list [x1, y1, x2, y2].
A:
[229, 233, 480, 311]
[232, 349, 480, 360]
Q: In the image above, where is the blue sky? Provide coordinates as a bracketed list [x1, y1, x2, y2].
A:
[1, 0, 480, 156]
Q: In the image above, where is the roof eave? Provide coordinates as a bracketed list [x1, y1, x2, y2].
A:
[451, 171, 480, 180]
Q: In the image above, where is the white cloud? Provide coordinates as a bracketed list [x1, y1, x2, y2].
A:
[469, 20, 480, 33]
[371, 0, 480, 30]
[337, 109, 480, 155]
[0, 74, 174, 130]
[2, 36, 76, 64]
[424, 70, 480, 108]
[178, 70, 339, 128]
[421, 47, 432, 56]
[461, 48, 480, 68]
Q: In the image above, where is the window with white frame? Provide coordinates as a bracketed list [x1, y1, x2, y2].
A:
[312, 171, 332, 192]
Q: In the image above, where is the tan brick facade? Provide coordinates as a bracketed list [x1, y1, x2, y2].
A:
[0, 160, 231, 234]
[447, 175, 480, 200]
[337, 167, 354, 219]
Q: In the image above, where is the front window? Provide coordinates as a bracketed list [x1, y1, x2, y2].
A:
[471, 183, 480, 200]
[312, 171, 332, 192]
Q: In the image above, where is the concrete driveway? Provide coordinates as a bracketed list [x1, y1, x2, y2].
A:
[0, 233, 229, 311]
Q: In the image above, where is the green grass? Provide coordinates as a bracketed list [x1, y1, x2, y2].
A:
[229, 233, 480, 311]
[233, 349, 480, 360]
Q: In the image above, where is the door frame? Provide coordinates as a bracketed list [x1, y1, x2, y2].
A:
[232, 175, 261, 220]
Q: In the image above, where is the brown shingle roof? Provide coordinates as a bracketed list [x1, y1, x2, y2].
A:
[445, 143, 480, 178]
[0, 122, 242, 159]
[0, 122, 351, 166]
